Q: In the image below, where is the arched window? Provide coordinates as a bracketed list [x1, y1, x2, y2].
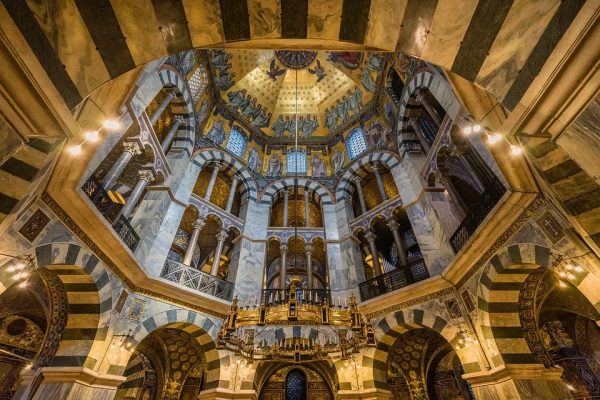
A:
[286, 148, 306, 174]
[346, 127, 367, 159]
[225, 127, 247, 158]
[286, 369, 307, 400]
[188, 65, 207, 105]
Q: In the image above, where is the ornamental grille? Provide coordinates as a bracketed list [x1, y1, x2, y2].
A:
[225, 127, 247, 158]
[285, 369, 307, 400]
[347, 128, 367, 160]
[287, 149, 307, 174]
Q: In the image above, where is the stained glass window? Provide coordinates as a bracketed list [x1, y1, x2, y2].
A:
[188, 65, 207, 105]
[286, 148, 307, 174]
[225, 127, 247, 158]
[286, 369, 307, 400]
[347, 127, 367, 159]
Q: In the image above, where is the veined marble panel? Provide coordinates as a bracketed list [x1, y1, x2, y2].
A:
[420, 0, 478, 69]
[232, 239, 266, 304]
[241, 201, 270, 240]
[307, 0, 343, 41]
[475, 0, 561, 100]
[109, 0, 167, 65]
[364, 0, 406, 51]
[428, 73, 462, 120]
[25, 0, 110, 96]
[130, 73, 163, 118]
[183, 0, 225, 47]
[248, 0, 281, 39]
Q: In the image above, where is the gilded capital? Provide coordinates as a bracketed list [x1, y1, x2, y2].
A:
[123, 141, 142, 156]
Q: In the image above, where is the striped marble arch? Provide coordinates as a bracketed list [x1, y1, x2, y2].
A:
[0, 0, 588, 113]
[260, 178, 333, 206]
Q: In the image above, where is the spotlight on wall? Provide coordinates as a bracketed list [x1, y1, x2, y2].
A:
[510, 145, 522, 155]
[70, 145, 82, 155]
[85, 131, 99, 141]
[463, 126, 472, 135]
[104, 120, 120, 129]
[472, 124, 481, 133]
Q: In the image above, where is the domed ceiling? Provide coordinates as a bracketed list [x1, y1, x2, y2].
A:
[208, 50, 384, 141]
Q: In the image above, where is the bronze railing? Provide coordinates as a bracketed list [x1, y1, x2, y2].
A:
[161, 258, 235, 301]
[261, 288, 331, 306]
[359, 259, 429, 301]
[449, 177, 506, 253]
[82, 175, 140, 251]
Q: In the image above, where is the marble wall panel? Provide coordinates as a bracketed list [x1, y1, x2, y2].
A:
[25, 0, 111, 96]
[420, 0, 479, 69]
[429, 191, 461, 238]
[364, 0, 406, 51]
[428, 72, 462, 120]
[465, 130, 505, 184]
[328, 240, 365, 300]
[232, 239, 266, 304]
[307, 0, 343, 41]
[183, 0, 226, 47]
[0, 119, 22, 165]
[109, 0, 167, 65]
[241, 201, 270, 240]
[130, 72, 164, 118]
[475, 0, 561, 100]
[248, 0, 281, 40]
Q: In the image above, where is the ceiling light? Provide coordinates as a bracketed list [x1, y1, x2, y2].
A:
[487, 134, 497, 144]
[463, 126, 472, 135]
[568, 273, 575, 280]
[559, 271, 566, 277]
[560, 281, 566, 287]
[17, 264, 24, 269]
[19, 282, 27, 288]
[20, 272, 28, 278]
[472, 124, 481, 132]
[455, 345, 460, 350]
[7, 266, 15, 272]
[70, 145, 82, 155]
[104, 120, 120, 129]
[575, 266, 583, 272]
[510, 145, 521, 155]
[566, 264, 573, 270]
[85, 131, 98, 141]
[13, 273, 20, 280]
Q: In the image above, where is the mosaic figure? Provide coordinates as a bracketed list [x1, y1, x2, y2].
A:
[247, 147, 262, 172]
[311, 154, 327, 177]
[359, 68, 375, 93]
[271, 115, 286, 137]
[266, 153, 283, 177]
[266, 59, 286, 81]
[308, 60, 327, 82]
[332, 148, 346, 174]
[205, 120, 226, 146]
[226, 89, 248, 111]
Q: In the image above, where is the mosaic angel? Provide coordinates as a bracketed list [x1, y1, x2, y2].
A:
[308, 60, 327, 82]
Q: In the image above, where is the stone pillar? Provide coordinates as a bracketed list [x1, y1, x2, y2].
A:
[204, 162, 222, 201]
[13, 367, 126, 400]
[280, 243, 288, 288]
[101, 142, 142, 190]
[120, 170, 155, 219]
[150, 91, 175, 124]
[225, 175, 239, 213]
[409, 117, 430, 153]
[161, 115, 184, 153]
[386, 218, 408, 267]
[183, 217, 206, 266]
[282, 189, 289, 227]
[353, 176, 367, 215]
[210, 229, 229, 276]
[371, 162, 388, 202]
[305, 243, 313, 289]
[436, 170, 468, 219]
[304, 189, 310, 227]
[416, 91, 442, 126]
[463, 364, 573, 400]
[364, 230, 383, 276]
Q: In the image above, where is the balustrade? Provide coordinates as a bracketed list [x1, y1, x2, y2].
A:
[82, 175, 140, 251]
[359, 259, 429, 301]
[449, 177, 506, 253]
[160, 258, 235, 300]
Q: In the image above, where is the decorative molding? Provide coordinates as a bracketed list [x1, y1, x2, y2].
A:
[40, 191, 227, 319]
[365, 287, 456, 320]
[455, 196, 545, 289]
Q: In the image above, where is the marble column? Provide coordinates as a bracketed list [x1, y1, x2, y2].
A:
[204, 162, 222, 202]
[353, 176, 368, 215]
[416, 91, 442, 126]
[161, 115, 184, 153]
[210, 229, 229, 276]
[436, 170, 468, 219]
[101, 142, 142, 190]
[386, 218, 408, 267]
[280, 243, 288, 288]
[150, 91, 176, 124]
[183, 217, 206, 266]
[409, 117, 431, 153]
[282, 190, 289, 227]
[371, 162, 388, 202]
[304, 189, 310, 227]
[305, 243, 313, 289]
[225, 175, 239, 213]
[120, 170, 155, 219]
[364, 230, 383, 276]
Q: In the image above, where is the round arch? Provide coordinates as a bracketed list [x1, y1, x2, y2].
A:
[335, 150, 401, 203]
[260, 178, 333, 206]
[191, 147, 258, 204]
[476, 243, 600, 369]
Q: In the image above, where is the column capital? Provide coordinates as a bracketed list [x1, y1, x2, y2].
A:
[216, 230, 229, 241]
[408, 117, 420, 127]
[138, 169, 155, 184]
[164, 89, 178, 99]
[283, 189, 290, 195]
[386, 219, 400, 231]
[371, 162, 382, 172]
[415, 91, 425, 103]
[435, 169, 451, 185]
[305, 244, 313, 255]
[231, 174, 240, 184]
[193, 217, 206, 230]
[364, 230, 377, 243]
[212, 161, 224, 171]
[352, 175, 362, 185]
[280, 243, 288, 254]
[123, 141, 143, 156]
[173, 114, 185, 123]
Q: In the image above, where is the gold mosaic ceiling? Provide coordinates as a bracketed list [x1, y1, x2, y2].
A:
[213, 50, 381, 137]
